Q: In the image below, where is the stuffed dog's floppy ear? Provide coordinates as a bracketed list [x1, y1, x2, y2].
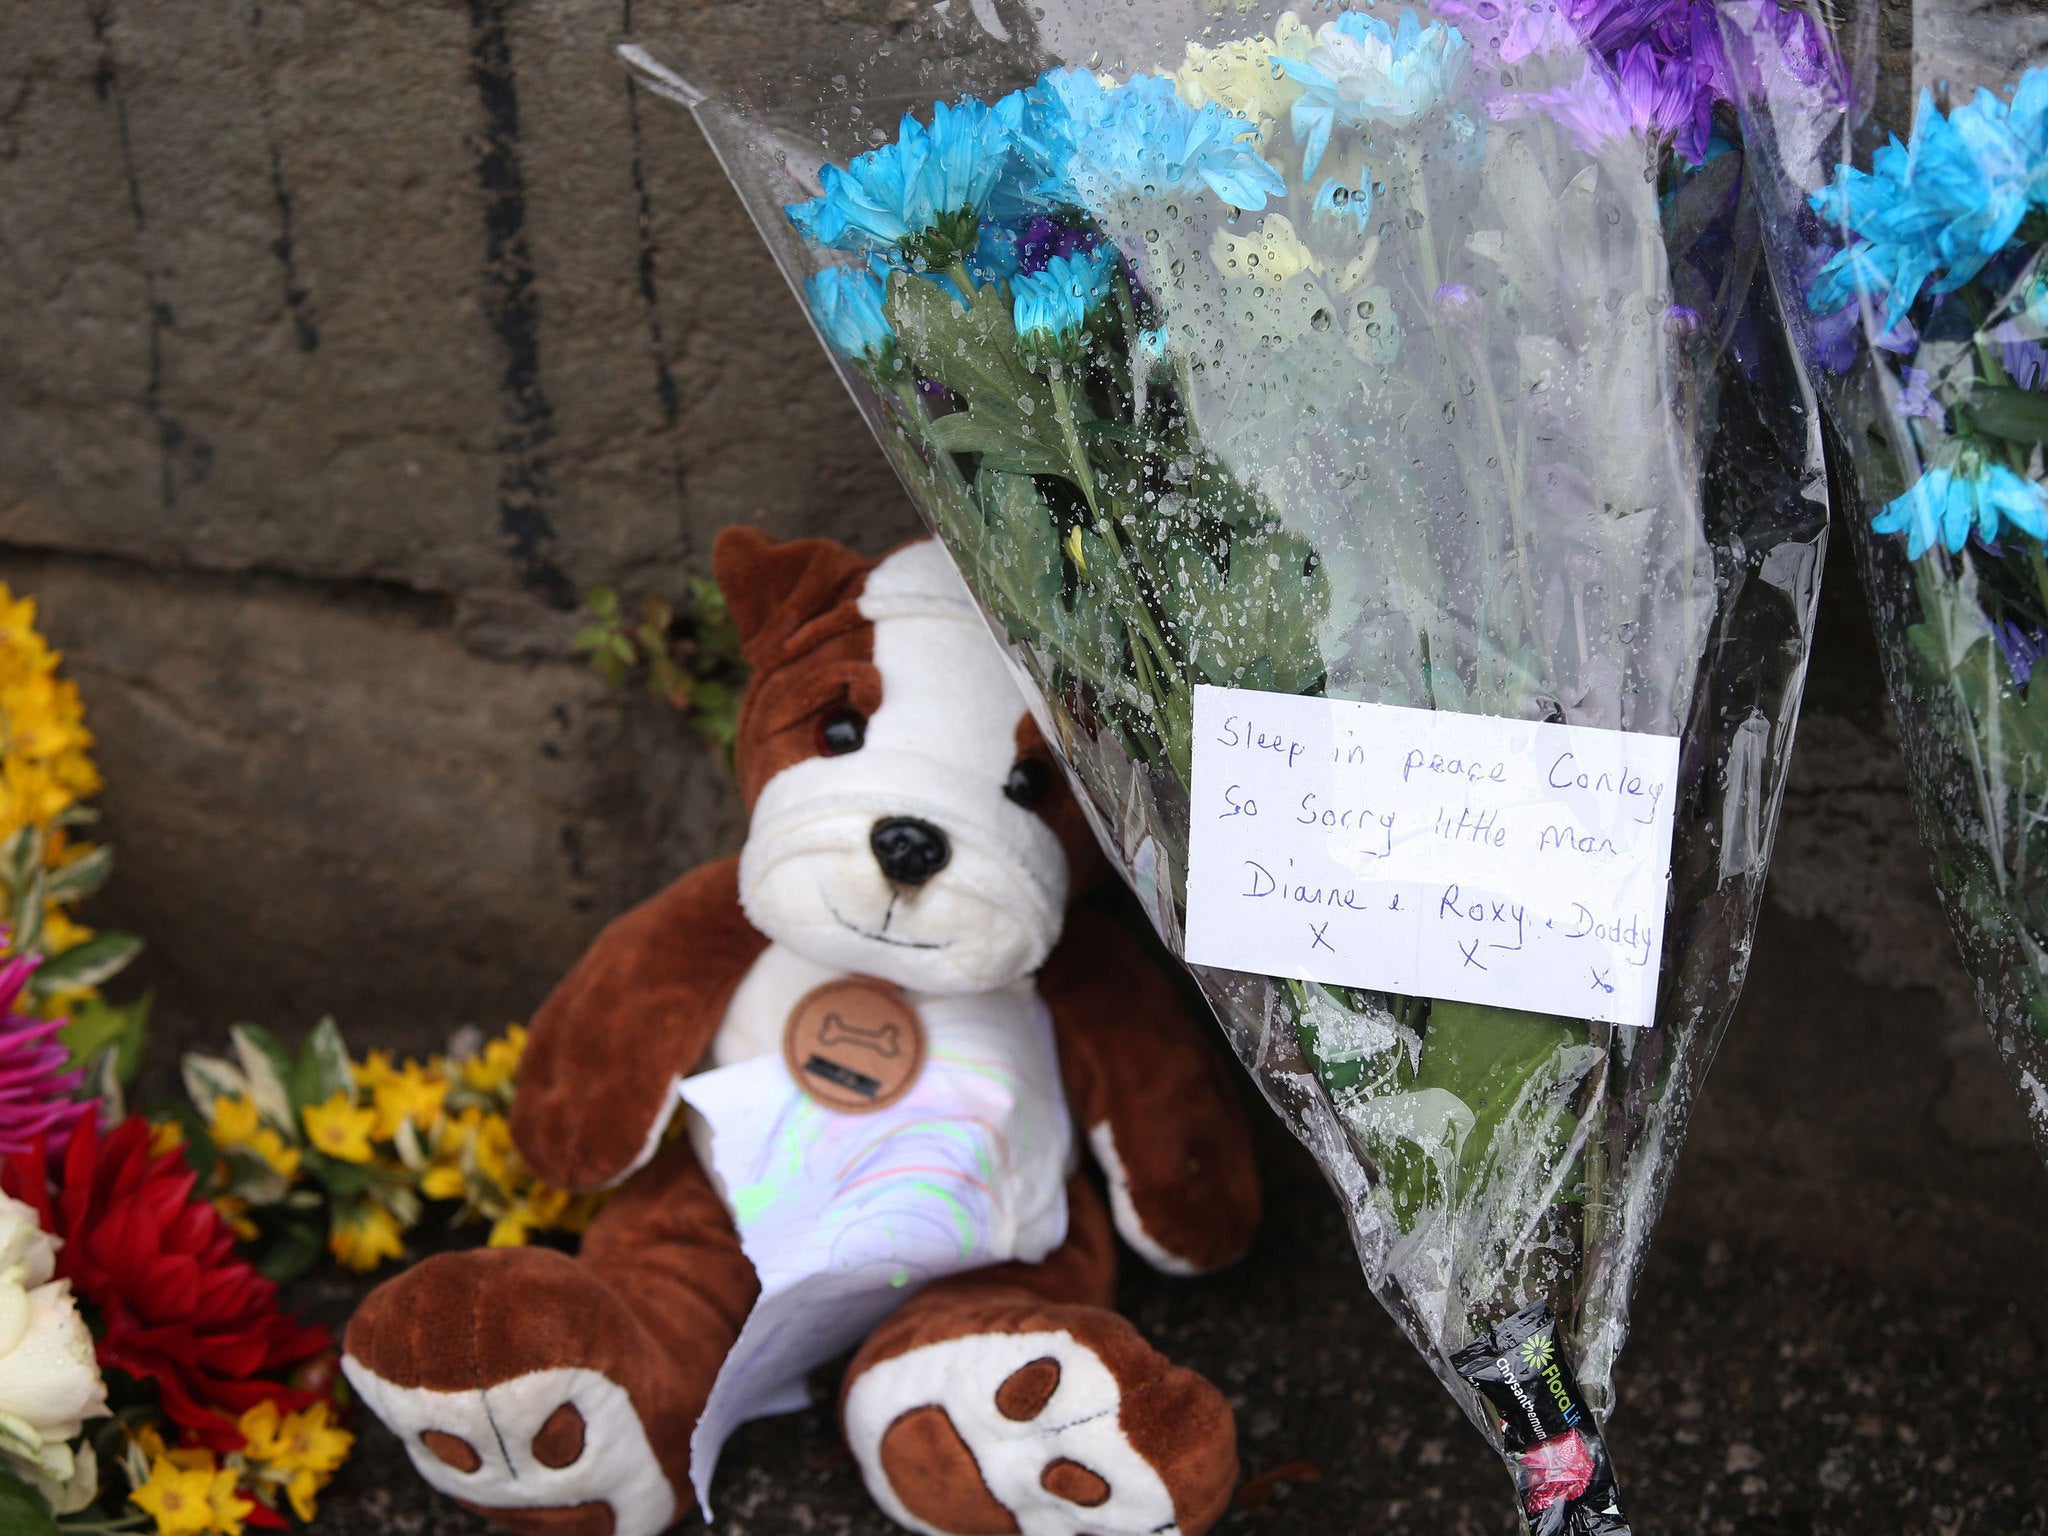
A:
[713, 526, 876, 668]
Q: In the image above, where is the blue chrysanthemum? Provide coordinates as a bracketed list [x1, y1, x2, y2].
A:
[805, 266, 894, 362]
[1012, 245, 1120, 358]
[1311, 174, 1376, 235]
[1808, 71, 2048, 331]
[1873, 456, 2048, 558]
[1278, 9, 1470, 179]
[787, 96, 1024, 266]
[1007, 67, 1284, 215]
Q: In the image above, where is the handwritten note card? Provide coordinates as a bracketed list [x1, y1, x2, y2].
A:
[1183, 686, 1681, 1029]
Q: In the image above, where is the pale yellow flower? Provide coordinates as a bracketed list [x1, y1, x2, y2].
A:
[1211, 213, 1320, 285]
[1174, 12, 1313, 140]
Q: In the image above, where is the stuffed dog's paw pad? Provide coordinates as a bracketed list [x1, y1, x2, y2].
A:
[1038, 1458, 1111, 1506]
[420, 1430, 483, 1473]
[846, 1324, 1197, 1536]
[532, 1402, 587, 1469]
[995, 1358, 1061, 1421]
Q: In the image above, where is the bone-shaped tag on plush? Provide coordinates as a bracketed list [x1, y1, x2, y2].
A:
[784, 977, 927, 1113]
[818, 1009, 902, 1058]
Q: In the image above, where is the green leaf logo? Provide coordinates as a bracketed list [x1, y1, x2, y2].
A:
[1518, 1334, 1555, 1371]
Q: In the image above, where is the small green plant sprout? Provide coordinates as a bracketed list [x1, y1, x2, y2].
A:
[575, 576, 747, 751]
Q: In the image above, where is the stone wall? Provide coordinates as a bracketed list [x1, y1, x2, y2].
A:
[0, 0, 919, 1038]
[2, 0, 2045, 1294]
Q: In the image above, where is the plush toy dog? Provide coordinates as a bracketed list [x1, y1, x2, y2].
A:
[342, 530, 1261, 1536]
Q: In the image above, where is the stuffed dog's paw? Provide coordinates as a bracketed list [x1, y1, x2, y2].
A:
[341, 1247, 687, 1536]
[843, 1298, 1236, 1536]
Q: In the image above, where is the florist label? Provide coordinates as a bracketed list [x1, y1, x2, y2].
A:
[1183, 686, 1681, 1029]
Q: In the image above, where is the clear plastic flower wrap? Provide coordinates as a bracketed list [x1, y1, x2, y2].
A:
[624, 3, 1838, 1527]
[1741, 1, 2048, 1164]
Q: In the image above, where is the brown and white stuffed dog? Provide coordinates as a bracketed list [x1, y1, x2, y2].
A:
[341, 529, 1261, 1536]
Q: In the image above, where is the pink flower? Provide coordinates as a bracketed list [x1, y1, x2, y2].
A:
[0, 956, 89, 1158]
[1520, 1428, 1598, 1512]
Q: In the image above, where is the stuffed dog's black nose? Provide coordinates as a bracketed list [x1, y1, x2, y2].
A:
[870, 817, 951, 887]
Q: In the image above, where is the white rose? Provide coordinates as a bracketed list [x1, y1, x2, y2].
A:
[0, 1190, 107, 1502]
[0, 1190, 57, 1290]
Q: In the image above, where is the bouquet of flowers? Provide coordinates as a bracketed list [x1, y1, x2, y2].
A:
[1745, 3, 2048, 1164]
[177, 1018, 602, 1278]
[627, 1, 1840, 1526]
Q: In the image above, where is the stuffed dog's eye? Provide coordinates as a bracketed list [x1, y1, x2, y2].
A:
[818, 709, 867, 756]
[1004, 757, 1051, 808]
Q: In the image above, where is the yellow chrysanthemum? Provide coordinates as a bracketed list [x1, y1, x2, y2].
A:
[150, 1119, 187, 1159]
[461, 1024, 527, 1094]
[371, 1058, 449, 1141]
[328, 1204, 405, 1272]
[301, 1092, 376, 1163]
[0, 585, 102, 837]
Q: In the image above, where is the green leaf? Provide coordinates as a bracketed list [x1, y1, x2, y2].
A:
[258, 1219, 327, 1284]
[40, 845, 112, 905]
[0, 1465, 58, 1536]
[886, 275, 1082, 484]
[1411, 1000, 1582, 1177]
[230, 1023, 298, 1128]
[291, 1017, 356, 1110]
[1966, 385, 2048, 445]
[26, 931, 139, 996]
[181, 1051, 250, 1120]
[59, 991, 152, 1086]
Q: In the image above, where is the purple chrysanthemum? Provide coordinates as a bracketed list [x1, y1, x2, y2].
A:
[0, 954, 89, 1157]
[1495, 43, 1703, 157]
[1016, 214, 1102, 276]
[1994, 620, 2048, 688]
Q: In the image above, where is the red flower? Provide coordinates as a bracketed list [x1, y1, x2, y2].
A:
[3, 1115, 332, 1451]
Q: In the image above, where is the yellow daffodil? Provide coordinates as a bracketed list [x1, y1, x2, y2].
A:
[301, 1092, 376, 1163]
[212, 1195, 259, 1242]
[472, 1113, 517, 1190]
[419, 1164, 467, 1201]
[131, 1454, 250, 1536]
[238, 1400, 353, 1520]
[328, 1204, 404, 1272]
[461, 1025, 527, 1094]
[371, 1058, 449, 1141]
[351, 1049, 398, 1090]
[488, 1208, 532, 1247]
[210, 1094, 302, 1180]
[209, 1095, 260, 1145]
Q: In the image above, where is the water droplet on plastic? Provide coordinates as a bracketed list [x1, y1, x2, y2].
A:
[1404, 209, 1425, 230]
[1311, 308, 1332, 332]
[1441, 401, 1456, 423]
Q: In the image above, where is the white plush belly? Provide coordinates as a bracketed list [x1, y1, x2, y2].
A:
[679, 943, 1074, 1506]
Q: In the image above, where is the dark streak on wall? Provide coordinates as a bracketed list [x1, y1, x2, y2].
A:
[467, 0, 574, 608]
[86, 0, 213, 513]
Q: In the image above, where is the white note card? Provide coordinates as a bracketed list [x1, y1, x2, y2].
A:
[1182, 686, 1681, 1029]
